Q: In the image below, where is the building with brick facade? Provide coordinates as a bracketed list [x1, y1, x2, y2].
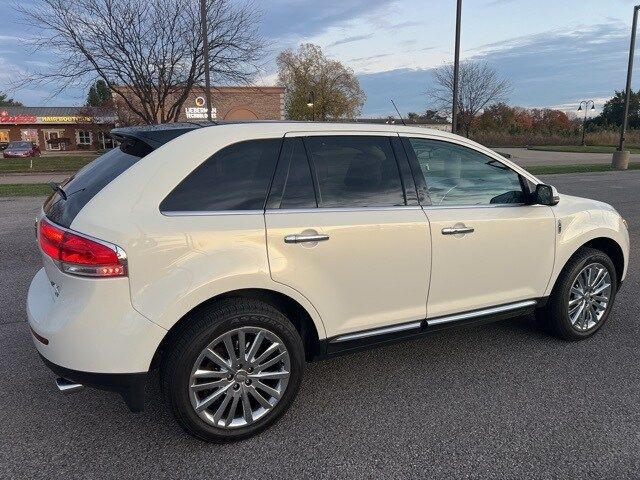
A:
[115, 86, 285, 124]
[0, 86, 285, 152]
[0, 107, 117, 152]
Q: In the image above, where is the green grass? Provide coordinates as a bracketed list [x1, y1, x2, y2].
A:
[529, 145, 640, 154]
[0, 155, 96, 173]
[527, 162, 640, 175]
[0, 183, 52, 197]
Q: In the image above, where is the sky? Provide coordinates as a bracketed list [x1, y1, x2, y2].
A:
[1, 0, 640, 117]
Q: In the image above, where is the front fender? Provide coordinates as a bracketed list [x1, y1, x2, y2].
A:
[544, 204, 629, 297]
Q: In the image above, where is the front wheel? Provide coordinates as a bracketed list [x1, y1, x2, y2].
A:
[536, 247, 617, 340]
[161, 299, 305, 443]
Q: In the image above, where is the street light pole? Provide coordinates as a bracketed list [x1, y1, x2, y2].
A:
[451, 0, 462, 135]
[577, 100, 595, 146]
[613, 4, 640, 170]
[200, 0, 213, 122]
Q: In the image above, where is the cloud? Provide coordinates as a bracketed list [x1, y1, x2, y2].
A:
[258, 0, 391, 40]
[357, 22, 634, 116]
[350, 53, 393, 62]
[327, 33, 374, 48]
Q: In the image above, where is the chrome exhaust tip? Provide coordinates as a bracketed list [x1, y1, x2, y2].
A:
[55, 377, 83, 394]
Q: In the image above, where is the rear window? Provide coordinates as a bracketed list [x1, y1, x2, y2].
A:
[160, 139, 281, 212]
[44, 147, 141, 228]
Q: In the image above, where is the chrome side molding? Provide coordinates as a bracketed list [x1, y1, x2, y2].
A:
[55, 377, 83, 394]
[426, 300, 538, 326]
[328, 300, 539, 345]
[331, 321, 423, 343]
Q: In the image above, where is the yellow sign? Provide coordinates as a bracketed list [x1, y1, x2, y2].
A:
[40, 116, 92, 124]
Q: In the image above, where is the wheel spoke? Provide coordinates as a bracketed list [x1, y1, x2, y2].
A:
[245, 331, 264, 364]
[195, 383, 231, 412]
[571, 286, 584, 296]
[191, 379, 227, 392]
[225, 393, 241, 426]
[204, 348, 231, 372]
[238, 330, 246, 363]
[223, 334, 239, 367]
[212, 389, 234, 424]
[248, 386, 273, 409]
[254, 380, 281, 400]
[570, 301, 585, 324]
[249, 370, 290, 380]
[592, 281, 611, 295]
[256, 351, 287, 371]
[193, 369, 227, 379]
[253, 342, 280, 365]
[590, 268, 605, 288]
[241, 389, 253, 423]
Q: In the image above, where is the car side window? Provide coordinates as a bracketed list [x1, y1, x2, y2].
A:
[267, 137, 317, 209]
[406, 138, 525, 206]
[305, 136, 406, 208]
[160, 139, 281, 212]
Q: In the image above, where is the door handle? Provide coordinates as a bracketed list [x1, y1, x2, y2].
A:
[441, 226, 474, 235]
[284, 233, 330, 244]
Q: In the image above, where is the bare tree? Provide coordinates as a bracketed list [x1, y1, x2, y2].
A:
[277, 44, 365, 121]
[15, 0, 264, 124]
[430, 61, 511, 137]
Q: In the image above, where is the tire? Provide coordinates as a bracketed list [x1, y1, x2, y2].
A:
[161, 298, 305, 443]
[536, 247, 617, 340]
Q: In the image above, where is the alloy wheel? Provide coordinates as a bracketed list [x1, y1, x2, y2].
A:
[567, 262, 612, 332]
[188, 326, 291, 429]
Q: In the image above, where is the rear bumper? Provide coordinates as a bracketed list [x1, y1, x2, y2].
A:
[27, 266, 167, 374]
[39, 353, 147, 411]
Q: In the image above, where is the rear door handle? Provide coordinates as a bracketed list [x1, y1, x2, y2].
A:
[442, 226, 474, 235]
[284, 233, 330, 244]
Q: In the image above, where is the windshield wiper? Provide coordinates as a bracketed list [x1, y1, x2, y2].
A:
[48, 182, 67, 200]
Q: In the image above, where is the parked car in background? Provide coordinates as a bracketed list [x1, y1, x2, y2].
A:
[3, 141, 41, 158]
[27, 122, 629, 443]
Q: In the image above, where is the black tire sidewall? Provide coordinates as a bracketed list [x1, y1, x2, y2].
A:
[163, 302, 305, 443]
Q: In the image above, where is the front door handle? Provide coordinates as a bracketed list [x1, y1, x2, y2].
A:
[442, 226, 474, 235]
[284, 233, 330, 244]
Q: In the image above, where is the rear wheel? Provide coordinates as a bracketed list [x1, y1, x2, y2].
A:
[536, 247, 617, 340]
[161, 299, 305, 442]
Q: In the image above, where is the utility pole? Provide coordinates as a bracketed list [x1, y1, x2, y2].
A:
[613, 4, 640, 170]
[200, 0, 213, 122]
[577, 100, 595, 146]
[451, 0, 462, 134]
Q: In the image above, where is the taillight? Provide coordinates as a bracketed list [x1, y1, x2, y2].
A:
[38, 217, 127, 277]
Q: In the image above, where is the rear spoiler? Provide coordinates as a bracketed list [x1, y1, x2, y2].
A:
[110, 123, 204, 156]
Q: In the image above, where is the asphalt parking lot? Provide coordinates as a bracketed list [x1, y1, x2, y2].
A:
[1, 171, 638, 479]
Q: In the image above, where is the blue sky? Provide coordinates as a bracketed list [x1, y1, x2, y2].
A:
[2, 0, 640, 117]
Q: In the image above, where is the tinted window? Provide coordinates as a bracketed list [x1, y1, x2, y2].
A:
[161, 139, 281, 212]
[407, 138, 525, 206]
[268, 137, 316, 209]
[44, 147, 141, 228]
[305, 136, 405, 208]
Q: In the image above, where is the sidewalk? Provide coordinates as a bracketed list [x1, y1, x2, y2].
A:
[499, 148, 640, 167]
[0, 172, 73, 184]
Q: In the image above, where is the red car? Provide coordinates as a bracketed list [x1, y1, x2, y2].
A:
[3, 141, 41, 158]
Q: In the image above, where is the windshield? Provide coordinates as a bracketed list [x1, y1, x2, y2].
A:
[8, 141, 32, 149]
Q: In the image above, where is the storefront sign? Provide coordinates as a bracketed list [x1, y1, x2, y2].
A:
[0, 112, 95, 124]
[0, 114, 37, 124]
[185, 107, 217, 119]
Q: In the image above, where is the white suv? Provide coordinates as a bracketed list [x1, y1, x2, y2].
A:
[27, 123, 629, 442]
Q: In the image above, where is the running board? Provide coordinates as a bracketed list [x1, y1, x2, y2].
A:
[328, 300, 539, 346]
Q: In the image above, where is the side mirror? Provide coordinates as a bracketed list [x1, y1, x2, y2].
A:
[534, 184, 560, 206]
